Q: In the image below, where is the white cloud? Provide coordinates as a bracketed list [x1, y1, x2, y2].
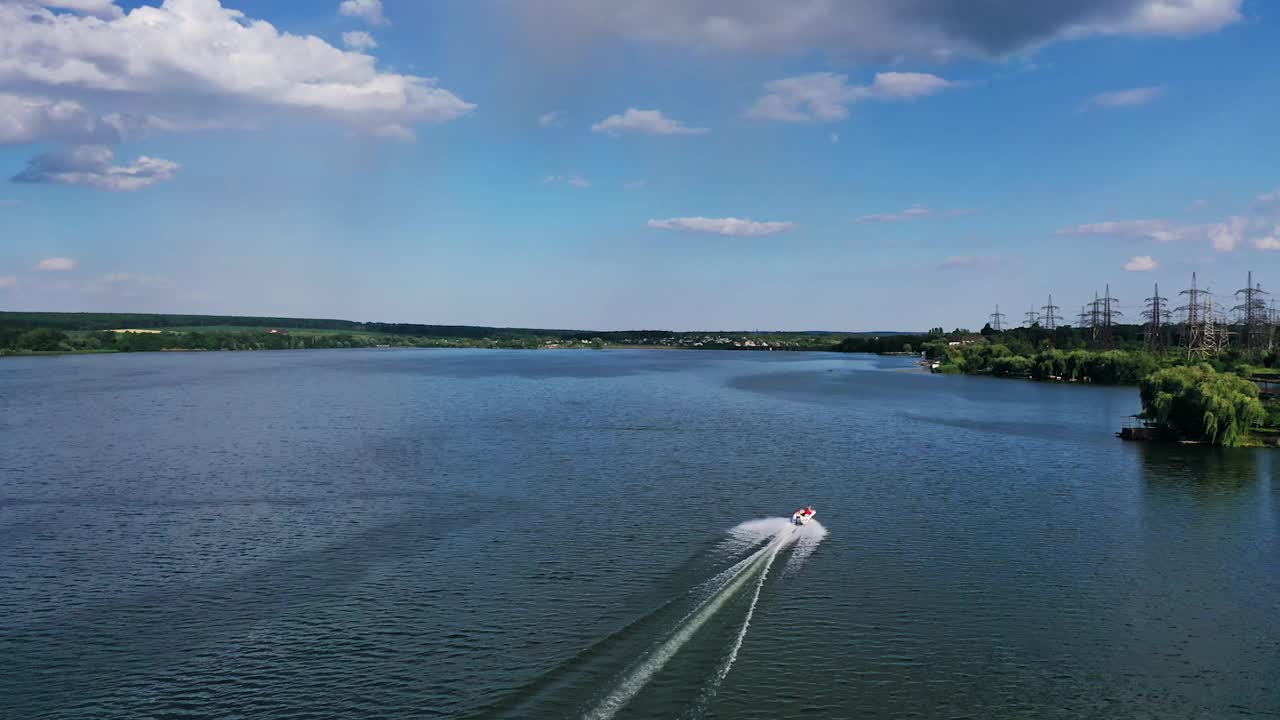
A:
[0, 275, 16, 289]
[1083, 85, 1166, 110]
[538, 111, 565, 128]
[1255, 237, 1280, 250]
[542, 174, 590, 188]
[37, 257, 77, 271]
[1207, 215, 1247, 251]
[0, 0, 470, 141]
[32, 0, 122, 19]
[1123, 255, 1158, 271]
[647, 217, 794, 236]
[939, 255, 1007, 270]
[519, 1, 1241, 60]
[338, 0, 387, 26]
[858, 205, 931, 223]
[0, 93, 124, 145]
[1255, 188, 1280, 209]
[746, 72, 954, 123]
[1056, 219, 1201, 243]
[1059, 207, 1269, 252]
[591, 108, 707, 136]
[341, 30, 377, 51]
[14, 145, 179, 191]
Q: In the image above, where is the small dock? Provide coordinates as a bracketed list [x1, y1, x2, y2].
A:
[1117, 416, 1163, 441]
[1118, 426, 1163, 441]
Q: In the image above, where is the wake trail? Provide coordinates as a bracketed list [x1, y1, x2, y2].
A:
[584, 520, 815, 720]
[685, 533, 785, 719]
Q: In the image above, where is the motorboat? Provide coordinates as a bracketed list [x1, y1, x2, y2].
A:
[792, 507, 816, 525]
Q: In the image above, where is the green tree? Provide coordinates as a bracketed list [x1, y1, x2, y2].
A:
[1140, 364, 1265, 446]
[17, 328, 69, 351]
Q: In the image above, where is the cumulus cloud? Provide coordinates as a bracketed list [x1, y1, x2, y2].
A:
[647, 217, 794, 236]
[341, 30, 377, 50]
[939, 255, 1007, 270]
[338, 0, 387, 26]
[1255, 237, 1280, 250]
[1207, 216, 1248, 251]
[13, 145, 179, 191]
[538, 111, 565, 128]
[1083, 85, 1166, 110]
[1123, 255, 1158, 271]
[747, 72, 954, 123]
[517, 1, 1242, 61]
[858, 205, 931, 223]
[591, 108, 707, 136]
[36, 256, 77, 271]
[0, 94, 125, 145]
[0, 0, 470, 140]
[0, 275, 16, 289]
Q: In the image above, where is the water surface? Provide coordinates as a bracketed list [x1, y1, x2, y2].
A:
[1, 349, 1275, 718]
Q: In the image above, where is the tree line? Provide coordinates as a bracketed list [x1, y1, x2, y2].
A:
[0, 328, 569, 354]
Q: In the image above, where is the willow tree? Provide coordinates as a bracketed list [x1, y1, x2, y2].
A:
[1140, 365, 1265, 446]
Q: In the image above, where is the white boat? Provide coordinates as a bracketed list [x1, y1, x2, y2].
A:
[792, 508, 816, 525]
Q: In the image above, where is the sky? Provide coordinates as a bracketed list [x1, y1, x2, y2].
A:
[1, 0, 1278, 331]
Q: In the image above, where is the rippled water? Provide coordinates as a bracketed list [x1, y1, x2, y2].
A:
[1, 349, 1275, 719]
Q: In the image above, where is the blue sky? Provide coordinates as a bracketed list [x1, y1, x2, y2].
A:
[1, 0, 1277, 331]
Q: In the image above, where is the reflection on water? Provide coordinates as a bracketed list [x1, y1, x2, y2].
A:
[1135, 441, 1273, 496]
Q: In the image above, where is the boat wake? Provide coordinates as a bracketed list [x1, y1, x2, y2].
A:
[583, 517, 826, 720]
[469, 517, 826, 720]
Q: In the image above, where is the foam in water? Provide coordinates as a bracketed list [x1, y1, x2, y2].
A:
[583, 517, 826, 720]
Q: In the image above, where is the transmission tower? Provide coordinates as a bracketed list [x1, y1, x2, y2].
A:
[989, 304, 1007, 332]
[1086, 292, 1102, 344]
[1024, 305, 1040, 328]
[1090, 284, 1121, 347]
[1201, 293, 1228, 356]
[1077, 305, 1091, 330]
[1143, 283, 1171, 352]
[1178, 272, 1210, 359]
[1270, 299, 1279, 352]
[1041, 294, 1062, 331]
[1233, 271, 1269, 357]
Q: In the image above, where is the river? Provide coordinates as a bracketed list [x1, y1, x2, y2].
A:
[1, 349, 1275, 719]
